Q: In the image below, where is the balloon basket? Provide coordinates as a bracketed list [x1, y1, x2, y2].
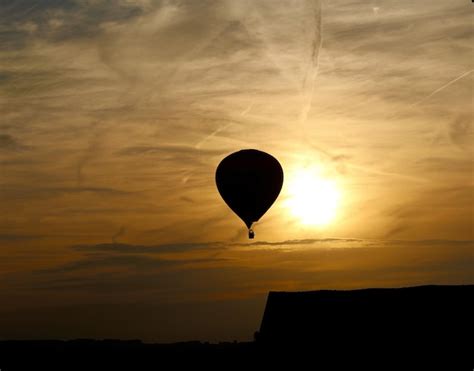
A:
[248, 229, 255, 239]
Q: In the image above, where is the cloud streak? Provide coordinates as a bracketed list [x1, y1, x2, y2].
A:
[72, 242, 225, 254]
[410, 69, 473, 109]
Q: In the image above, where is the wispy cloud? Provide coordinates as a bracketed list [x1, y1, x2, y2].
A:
[232, 238, 364, 247]
[72, 242, 225, 254]
[37, 254, 177, 274]
[0, 233, 43, 241]
[0, 186, 132, 200]
[0, 134, 30, 151]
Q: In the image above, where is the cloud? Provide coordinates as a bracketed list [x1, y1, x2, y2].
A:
[72, 242, 225, 254]
[118, 145, 225, 161]
[234, 238, 474, 250]
[414, 157, 473, 174]
[0, 134, 29, 151]
[75, 122, 103, 186]
[449, 114, 473, 150]
[0, 186, 132, 200]
[0, 233, 42, 241]
[12, 238, 472, 301]
[0, 0, 146, 43]
[38, 254, 175, 273]
[73, 238, 474, 256]
[233, 238, 364, 247]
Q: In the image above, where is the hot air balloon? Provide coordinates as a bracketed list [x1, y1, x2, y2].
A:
[215, 149, 284, 239]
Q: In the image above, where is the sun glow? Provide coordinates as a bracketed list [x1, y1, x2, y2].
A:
[285, 168, 341, 226]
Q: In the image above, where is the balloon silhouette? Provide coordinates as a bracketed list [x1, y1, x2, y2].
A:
[215, 149, 284, 239]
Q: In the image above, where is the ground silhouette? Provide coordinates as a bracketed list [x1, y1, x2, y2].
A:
[0, 285, 472, 370]
[255, 285, 473, 368]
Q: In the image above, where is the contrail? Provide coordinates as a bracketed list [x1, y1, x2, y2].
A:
[347, 164, 428, 184]
[309, 141, 427, 183]
[411, 69, 473, 108]
[195, 101, 253, 150]
[238, 5, 301, 88]
[240, 101, 254, 116]
[195, 122, 233, 150]
[299, 5, 322, 128]
[386, 69, 473, 121]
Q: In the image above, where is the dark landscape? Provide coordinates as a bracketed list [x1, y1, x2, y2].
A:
[1, 285, 472, 370]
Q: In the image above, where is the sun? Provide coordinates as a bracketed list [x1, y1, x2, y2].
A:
[285, 167, 341, 226]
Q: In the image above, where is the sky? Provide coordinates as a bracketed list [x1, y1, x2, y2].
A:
[0, 0, 473, 342]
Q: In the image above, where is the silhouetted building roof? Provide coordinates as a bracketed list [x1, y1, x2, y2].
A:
[256, 285, 473, 366]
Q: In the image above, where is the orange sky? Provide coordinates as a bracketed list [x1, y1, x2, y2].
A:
[0, 0, 472, 342]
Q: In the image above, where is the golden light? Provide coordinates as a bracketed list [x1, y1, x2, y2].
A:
[285, 167, 341, 226]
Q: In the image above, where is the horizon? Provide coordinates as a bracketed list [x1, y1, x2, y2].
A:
[1, 0, 473, 343]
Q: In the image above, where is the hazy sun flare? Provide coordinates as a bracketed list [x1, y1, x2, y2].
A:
[285, 167, 341, 226]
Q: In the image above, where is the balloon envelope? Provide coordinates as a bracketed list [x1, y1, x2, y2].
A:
[215, 149, 284, 237]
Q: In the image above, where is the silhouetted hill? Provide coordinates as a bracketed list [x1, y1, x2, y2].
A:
[1, 285, 472, 370]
